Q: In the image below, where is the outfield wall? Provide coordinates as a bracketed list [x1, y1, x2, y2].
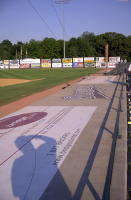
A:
[0, 57, 121, 69]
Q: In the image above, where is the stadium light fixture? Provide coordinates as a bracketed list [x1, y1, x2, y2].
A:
[55, 0, 72, 58]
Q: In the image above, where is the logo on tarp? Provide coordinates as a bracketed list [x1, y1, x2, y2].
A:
[0, 112, 47, 129]
[64, 86, 109, 100]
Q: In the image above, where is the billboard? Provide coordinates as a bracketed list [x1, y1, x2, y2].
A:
[96, 57, 105, 62]
[108, 62, 116, 68]
[109, 57, 120, 63]
[84, 57, 95, 67]
[3, 60, 10, 65]
[20, 59, 40, 64]
[52, 63, 62, 68]
[85, 63, 95, 67]
[3, 60, 9, 69]
[31, 63, 41, 68]
[63, 63, 72, 68]
[73, 58, 83, 62]
[62, 58, 72, 63]
[84, 57, 94, 63]
[101, 62, 106, 68]
[20, 64, 31, 69]
[95, 62, 101, 68]
[72, 62, 84, 68]
[52, 58, 62, 68]
[41, 59, 51, 68]
[10, 60, 19, 69]
[0, 61, 4, 69]
[52, 58, 61, 63]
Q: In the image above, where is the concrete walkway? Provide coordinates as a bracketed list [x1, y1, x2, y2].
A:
[0, 74, 127, 200]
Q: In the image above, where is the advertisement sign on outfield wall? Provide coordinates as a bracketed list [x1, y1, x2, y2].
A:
[20, 59, 40, 64]
[63, 63, 72, 68]
[101, 62, 106, 68]
[109, 57, 120, 63]
[52, 59, 61, 63]
[84, 57, 94, 63]
[20, 64, 31, 69]
[3, 60, 10, 65]
[73, 58, 83, 63]
[95, 62, 101, 68]
[85, 63, 95, 67]
[52, 63, 62, 68]
[108, 62, 116, 68]
[31, 63, 41, 68]
[0, 61, 4, 69]
[72, 62, 84, 68]
[62, 58, 72, 63]
[96, 57, 105, 62]
[10, 60, 19, 69]
[41, 59, 51, 68]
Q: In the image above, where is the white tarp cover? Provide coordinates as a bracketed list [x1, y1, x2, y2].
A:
[0, 106, 96, 200]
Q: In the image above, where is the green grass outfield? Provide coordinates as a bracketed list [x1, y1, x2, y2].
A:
[0, 68, 100, 106]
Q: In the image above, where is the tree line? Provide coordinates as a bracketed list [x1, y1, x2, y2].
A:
[0, 32, 131, 61]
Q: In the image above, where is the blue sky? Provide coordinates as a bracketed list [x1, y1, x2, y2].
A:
[0, 0, 130, 44]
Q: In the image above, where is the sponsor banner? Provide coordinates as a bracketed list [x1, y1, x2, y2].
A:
[3, 60, 10, 65]
[20, 59, 40, 64]
[41, 63, 51, 68]
[109, 57, 120, 63]
[101, 62, 106, 68]
[63, 63, 72, 68]
[108, 62, 116, 68]
[41, 59, 51, 68]
[4, 65, 9, 69]
[41, 59, 51, 63]
[95, 62, 101, 68]
[0, 61, 4, 69]
[20, 64, 30, 68]
[10, 60, 19, 65]
[84, 57, 95, 63]
[85, 63, 95, 67]
[62, 58, 72, 63]
[96, 57, 105, 62]
[31, 63, 41, 68]
[52, 58, 61, 63]
[10, 64, 20, 69]
[0, 65, 4, 69]
[72, 62, 84, 68]
[0, 106, 96, 200]
[73, 58, 83, 63]
[52, 63, 62, 68]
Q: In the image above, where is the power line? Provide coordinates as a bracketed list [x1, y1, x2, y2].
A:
[27, 0, 57, 39]
[50, 0, 68, 39]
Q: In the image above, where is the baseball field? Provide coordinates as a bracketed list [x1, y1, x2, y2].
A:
[0, 68, 100, 106]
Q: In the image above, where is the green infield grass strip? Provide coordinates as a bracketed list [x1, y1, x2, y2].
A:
[0, 68, 100, 106]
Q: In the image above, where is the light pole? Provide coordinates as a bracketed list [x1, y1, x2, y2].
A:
[55, 0, 72, 58]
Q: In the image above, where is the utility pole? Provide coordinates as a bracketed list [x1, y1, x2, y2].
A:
[55, 0, 72, 58]
[16, 49, 18, 60]
[26, 48, 28, 58]
[20, 46, 23, 60]
[105, 44, 109, 68]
